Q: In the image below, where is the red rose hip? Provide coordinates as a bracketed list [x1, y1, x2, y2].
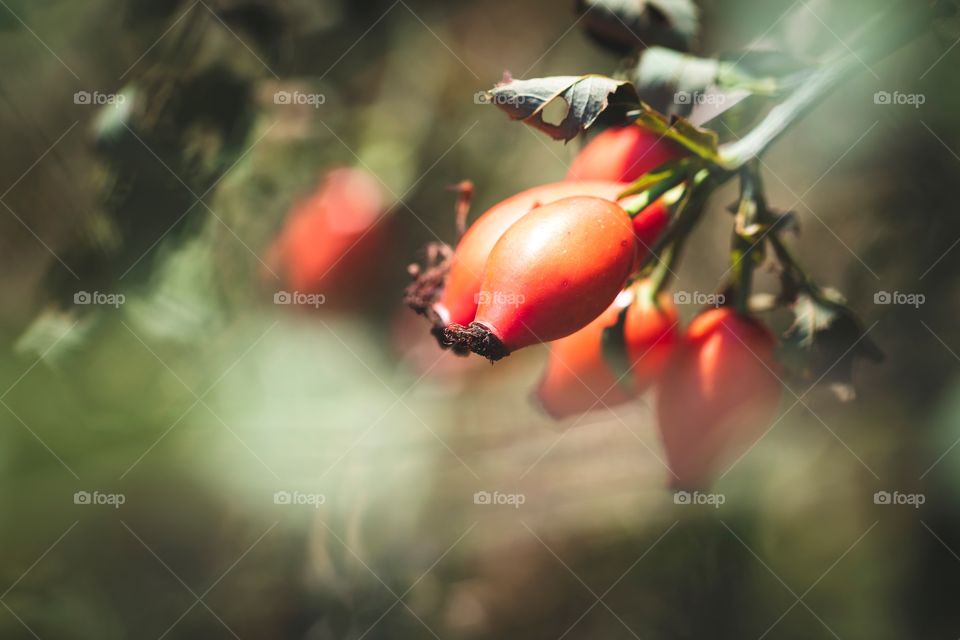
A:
[656, 308, 782, 489]
[536, 280, 679, 419]
[437, 181, 627, 327]
[567, 125, 685, 184]
[267, 167, 385, 303]
[444, 196, 636, 360]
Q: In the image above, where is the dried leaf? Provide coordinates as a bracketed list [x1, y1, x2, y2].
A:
[632, 102, 720, 162]
[632, 47, 807, 126]
[485, 74, 641, 142]
[780, 291, 883, 401]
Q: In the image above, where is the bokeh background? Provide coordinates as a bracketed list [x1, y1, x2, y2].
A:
[2, 0, 960, 638]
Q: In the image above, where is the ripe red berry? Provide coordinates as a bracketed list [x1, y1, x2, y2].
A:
[656, 308, 781, 489]
[437, 181, 627, 327]
[445, 196, 636, 360]
[536, 280, 679, 419]
[267, 168, 385, 301]
[567, 125, 685, 184]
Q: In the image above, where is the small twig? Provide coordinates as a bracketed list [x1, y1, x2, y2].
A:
[731, 163, 764, 314]
[448, 180, 474, 239]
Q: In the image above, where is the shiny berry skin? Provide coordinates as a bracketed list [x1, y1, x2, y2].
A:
[463, 196, 636, 357]
[437, 181, 627, 327]
[536, 280, 679, 419]
[567, 125, 685, 184]
[656, 308, 781, 489]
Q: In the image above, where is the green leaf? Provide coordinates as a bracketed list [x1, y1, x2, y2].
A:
[632, 47, 808, 128]
[632, 102, 720, 162]
[485, 74, 641, 142]
[780, 291, 883, 401]
[575, 0, 699, 55]
[726, 50, 808, 86]
[633, 47, 720, 96]
[616, 157, 692, 214]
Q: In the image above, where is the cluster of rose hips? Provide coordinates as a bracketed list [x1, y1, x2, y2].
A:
[407, 125, 781, 489]
[260, 0, 933, 492]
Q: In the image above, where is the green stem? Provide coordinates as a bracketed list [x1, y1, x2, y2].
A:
[620, 171, 689, 217]
[638, 170, 719, 273]
[639, 1, 948, 303]
[717, 1, 950, 169]
[732, 239, 754, 315]
[717, 55, 856, 170]
[768, 233, 832, 306]
[650, 243, 680, 298]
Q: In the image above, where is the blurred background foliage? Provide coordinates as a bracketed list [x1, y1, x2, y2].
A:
[1, 0, 960, 638]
